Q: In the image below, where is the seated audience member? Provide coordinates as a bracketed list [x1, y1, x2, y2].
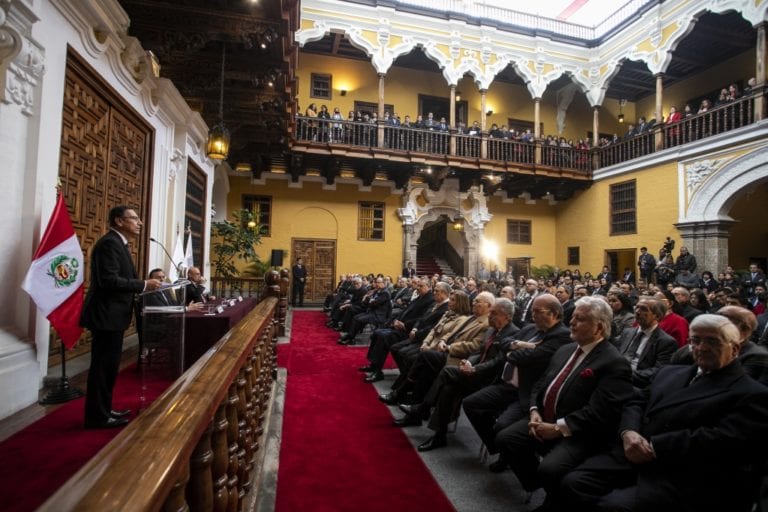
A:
[607, 292, 635, 342]
[672, 305, 768, 386]
[329, 276, 367, 329]
[561, 314, 768, 512]
[555, 285, 575, 326]
[493, 296, 633, 511]
[672, 286, 703, 324]
[462, 294, 571, 469]
[338, 276, 391, 345]
[379, 289, 471, 405]
[613, 298, 677, 388]
[700, 270, 719, 293]
[674, 268, 700, 289]
[655, 291, 689, 348]
[689, 288, 711, 313]
[360, 278, 435, 382]
[394, 298, 520, 448]
[387, 292, 494, 409]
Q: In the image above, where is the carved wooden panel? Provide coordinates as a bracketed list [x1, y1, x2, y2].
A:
[185, 161, 207, 271]
[51, 50, 153, 365]
[291, 239, 336, 303]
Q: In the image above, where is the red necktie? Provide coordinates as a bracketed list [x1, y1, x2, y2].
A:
[542, 347, 583, 423]
[479, 332, 498, 363]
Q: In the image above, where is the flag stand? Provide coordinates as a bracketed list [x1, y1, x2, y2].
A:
[39, 342, 84, 405]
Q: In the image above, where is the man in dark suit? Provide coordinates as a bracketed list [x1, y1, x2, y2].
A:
[361, 277, 435, 382]
[495, 296, 633, 511]
[613, 297, 677, 388]
[562, 314, 768, 512]
[81, 206, 162, 429]
[393, 298, 520, 450]
[620, 267, 635, 285]
[462, 294, 572, 469]
[402, 261, 416, 278]
[185, 266, 213, 304]
[637, 246, 656, 285]
[597, 266, 613, 284]
[338, 276, 391, 345]
[291, 257, 307, 307]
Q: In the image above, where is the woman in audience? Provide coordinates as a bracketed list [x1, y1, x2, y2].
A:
[655, 290, 689, 347]
[608, 291, 636, 341]
[690, 288, 711, 313]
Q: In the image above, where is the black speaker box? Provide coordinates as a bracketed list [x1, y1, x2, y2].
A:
[270, 249, 284, 267]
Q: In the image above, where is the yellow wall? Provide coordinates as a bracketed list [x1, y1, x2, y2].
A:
[227, 176, 404, 278]
[482, 197, 558, 270]
[554, 162, 679, 274]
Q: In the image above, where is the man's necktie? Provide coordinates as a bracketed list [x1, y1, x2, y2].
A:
[479, 332, 498, 363]
[542, 347, 584, 423]
[624, 328, 643, 360]
[501, 332, 543, 385]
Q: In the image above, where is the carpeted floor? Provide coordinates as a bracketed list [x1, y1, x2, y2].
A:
[0, 365, 172, 512]
[275, 310, 456, 512]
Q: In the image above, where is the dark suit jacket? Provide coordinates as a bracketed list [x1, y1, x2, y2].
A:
[531, 340, 633, 441]
[498, 323, 571, 411]
[292, 264, 307, 281]
[621, 362, 768, 511]
[81, 230, 145, 332]
[615, 326, 677, 388]
[467, 321, 519, 368]
[185, 282, 208, 304]
[621, 271, 636, 284]
[395, 291, 434, 331]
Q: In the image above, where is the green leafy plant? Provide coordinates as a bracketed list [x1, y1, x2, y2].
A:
[241, 259, 271, 277]
[211, 209, 263, 278]
[531, 264, 556, 279]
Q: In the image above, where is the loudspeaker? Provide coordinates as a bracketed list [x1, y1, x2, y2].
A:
[270, 249, 284, 267]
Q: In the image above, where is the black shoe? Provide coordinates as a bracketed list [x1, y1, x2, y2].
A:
[325, 320, 335, 327]
[398, 403, 420, 415]
[392, 413, 422, 427]
[417, 434, 447, 452]
[364, 371, 384, 383]
[358, 365, 373, 372]
[84, 417, 129, 429]
[489, 458, 509, 473]
[378, 391, 400, 405]
[110, 409, 131, 419]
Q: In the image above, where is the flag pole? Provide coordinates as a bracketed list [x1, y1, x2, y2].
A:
[38, 180, 84, 405]
[40, 340, 84, 405]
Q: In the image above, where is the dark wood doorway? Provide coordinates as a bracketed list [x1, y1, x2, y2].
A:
[418, 94, 468, 125]
[291, 239, 337, 304]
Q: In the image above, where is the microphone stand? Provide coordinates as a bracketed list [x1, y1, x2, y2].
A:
[150, 237, 182, 276]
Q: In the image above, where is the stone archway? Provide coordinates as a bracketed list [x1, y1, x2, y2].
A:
[675, 144, 768, 272]
[397, 179, 492, 276]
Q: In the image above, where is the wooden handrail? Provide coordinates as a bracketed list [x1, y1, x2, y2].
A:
[38, 296, 280, 512]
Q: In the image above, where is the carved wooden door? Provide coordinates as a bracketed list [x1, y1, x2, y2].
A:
[291, 239, 336, 304]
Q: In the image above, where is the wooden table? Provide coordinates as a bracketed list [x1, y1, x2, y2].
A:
[184, 298, 257, 369]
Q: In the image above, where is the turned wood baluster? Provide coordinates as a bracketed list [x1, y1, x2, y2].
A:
[187, 421, 214, 512]
[226, 383, 240, 512]
[236, 366, 253, 501]
[244, 351, 259, 454]
[212, 401, 230, 512]
[163, 463, 190, 512]
[253, 338, 265, 436]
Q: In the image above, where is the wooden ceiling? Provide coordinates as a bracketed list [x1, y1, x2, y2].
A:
[118, 0, 299, 167]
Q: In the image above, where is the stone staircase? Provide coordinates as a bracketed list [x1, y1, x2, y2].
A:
[417, 256, 456, 277]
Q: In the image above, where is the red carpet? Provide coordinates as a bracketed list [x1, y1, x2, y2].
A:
[275, 311, 455, 512]
[0, 365, 172, 512]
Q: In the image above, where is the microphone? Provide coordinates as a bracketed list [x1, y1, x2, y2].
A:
[150, 237, 181, 274]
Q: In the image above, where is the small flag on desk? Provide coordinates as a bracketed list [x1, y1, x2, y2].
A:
[169, 230, 185, 282]
[21, 191, 84, 349]
[184, 230, 194, 269]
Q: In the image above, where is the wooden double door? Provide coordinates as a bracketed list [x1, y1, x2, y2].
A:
[291, 239, 336, 304]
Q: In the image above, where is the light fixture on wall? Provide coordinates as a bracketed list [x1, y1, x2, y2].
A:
[455, 90, 462, 102]
[452, 190, 464, 232]
[206, 42, 231, 161]
[618, 98, 626, 124]
[340, 89, 347, 96]
[486, 109, 493, 116]
[235, 163, 252, 173]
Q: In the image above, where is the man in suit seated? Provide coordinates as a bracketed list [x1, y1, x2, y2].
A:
[495, 296, 633, 510]
[561, 314, 768, 512]
[613, 297, 677, 388]
[462, 294, 572, 469]
[392, 298, 519, 450]
[360, 278, 435, 382]
[185, 266, 214, 304]
[338, 276, 391, 345]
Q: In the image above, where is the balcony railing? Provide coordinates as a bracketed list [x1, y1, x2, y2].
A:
[292, 92, 760, 175]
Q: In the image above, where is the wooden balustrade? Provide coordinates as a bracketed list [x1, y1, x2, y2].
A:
[38, 296, 280, 512]
[209, 276, 265, 300]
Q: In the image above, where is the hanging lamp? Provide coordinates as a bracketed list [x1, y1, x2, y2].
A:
[206, 42, 230, 161]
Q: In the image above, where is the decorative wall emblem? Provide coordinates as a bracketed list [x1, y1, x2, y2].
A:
[686, 159, 721, 196]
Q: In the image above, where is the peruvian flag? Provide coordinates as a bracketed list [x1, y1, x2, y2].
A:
[21, 191, 84, 349]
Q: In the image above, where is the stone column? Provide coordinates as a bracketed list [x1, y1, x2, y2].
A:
[674, 220, 736, 275]
[655, 73, 664, 149]
[755, 23, 767, 121]
[534, 98, 542, 164]
[377, 73, 385, 147]
[449, 85, 457, 155]
[592, 106, 599, 147]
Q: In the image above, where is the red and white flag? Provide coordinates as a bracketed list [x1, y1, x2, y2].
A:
[21, 192, 84, 349]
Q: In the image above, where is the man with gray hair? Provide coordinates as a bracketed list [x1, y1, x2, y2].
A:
[563, 314, 768, 512]
[495, 296, 633, 511]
